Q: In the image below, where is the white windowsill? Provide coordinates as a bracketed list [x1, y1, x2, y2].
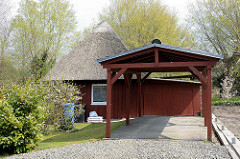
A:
[91, 102, 107, 106]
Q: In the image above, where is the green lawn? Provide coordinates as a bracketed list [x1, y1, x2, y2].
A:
[35, 121, 125, 151]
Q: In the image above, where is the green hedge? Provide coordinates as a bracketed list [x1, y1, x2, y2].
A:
[212, 96, 240, 106]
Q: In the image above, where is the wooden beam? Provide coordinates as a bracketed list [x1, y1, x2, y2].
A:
[155, 48, 159, 64]
[111, 68, 127, 85]
[188, 66, 207, 85]
[129, 67, 204, 73]
[141, 72, 152, 84]
[103, 61, 216, 69]
[106, 68, 112, 138]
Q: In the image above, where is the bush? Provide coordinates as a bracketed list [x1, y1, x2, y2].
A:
[0, 81, 83, 154]
[0, 84, 42, 154]
[60, 118, 74, 130]
[40, 81, 83, 132]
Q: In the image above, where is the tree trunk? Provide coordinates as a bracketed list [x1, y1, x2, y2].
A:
[221, 75, 235, 98]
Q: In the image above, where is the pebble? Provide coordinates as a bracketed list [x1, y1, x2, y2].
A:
[5, 139, 231, 159]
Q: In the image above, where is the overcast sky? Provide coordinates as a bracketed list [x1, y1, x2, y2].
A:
[11, 0, 190, 31]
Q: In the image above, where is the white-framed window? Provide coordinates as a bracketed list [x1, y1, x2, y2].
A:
[91, 84, 107, 105]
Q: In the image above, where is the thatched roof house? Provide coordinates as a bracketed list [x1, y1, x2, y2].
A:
[44, 22, 128, 81]
[44, 22, 203, 121]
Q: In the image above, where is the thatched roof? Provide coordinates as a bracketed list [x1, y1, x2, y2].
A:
[44, 22, 128, 81]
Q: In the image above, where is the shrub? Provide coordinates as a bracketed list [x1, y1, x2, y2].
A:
[0, 81, 83, 154]
[0, 84, 42, 154]
[40, 81, 83, 132]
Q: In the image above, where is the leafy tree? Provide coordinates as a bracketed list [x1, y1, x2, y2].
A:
[100, 0, 195, 49]
[11, 0, 81, 82]
[188, 0, 240, 98]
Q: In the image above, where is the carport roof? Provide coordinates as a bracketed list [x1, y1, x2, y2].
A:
[97, 43, 223, 63]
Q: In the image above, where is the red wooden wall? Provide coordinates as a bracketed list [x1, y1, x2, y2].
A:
[74, 79, 200, 119]
[75, 80, 139, 119]
[143, 80, 200, 116]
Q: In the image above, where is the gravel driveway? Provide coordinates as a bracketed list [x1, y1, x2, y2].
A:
[6, 139, 231, 159]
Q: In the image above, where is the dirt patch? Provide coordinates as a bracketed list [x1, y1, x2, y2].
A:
[212, 106, 240, 139]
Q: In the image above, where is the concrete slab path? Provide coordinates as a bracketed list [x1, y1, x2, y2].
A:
[111, 116, 207, 141]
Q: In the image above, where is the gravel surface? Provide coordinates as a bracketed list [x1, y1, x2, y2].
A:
[6, 139, 231, 159]
[213, 106, 240, 139]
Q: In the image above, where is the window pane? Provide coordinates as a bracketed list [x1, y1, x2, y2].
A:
[93, 85, 106, 102]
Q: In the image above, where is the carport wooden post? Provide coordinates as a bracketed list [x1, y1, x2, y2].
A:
[202, 84, 207, 126]
[188, 65, 212, 141]
[106, 68, 128, 138]
[124, 73, 132, 125]
[206, 66, 212, 141]
[126, 83, 130, 125]
[137, 74, 143, 116]
[202, 68, 207, 126]
[106, 68, 112, 138]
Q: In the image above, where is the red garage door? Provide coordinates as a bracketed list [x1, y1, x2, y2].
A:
[143, 83, 200, 116]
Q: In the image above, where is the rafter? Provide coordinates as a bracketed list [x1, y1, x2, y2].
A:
[111, 68, 127, 85]
[188, 66, 207, 85]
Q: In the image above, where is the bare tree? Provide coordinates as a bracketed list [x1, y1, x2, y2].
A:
[0, 0, 16, 86]
[0, 0, 12, 57]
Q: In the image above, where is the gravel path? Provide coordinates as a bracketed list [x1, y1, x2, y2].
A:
[6, 139, 231, 159]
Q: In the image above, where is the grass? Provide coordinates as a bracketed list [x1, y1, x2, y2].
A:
[35, 121, 125, 151]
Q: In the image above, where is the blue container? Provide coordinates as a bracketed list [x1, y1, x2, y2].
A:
[63, 103, 75, 123]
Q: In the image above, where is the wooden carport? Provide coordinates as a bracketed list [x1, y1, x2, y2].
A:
[97, 42, 223, 141]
